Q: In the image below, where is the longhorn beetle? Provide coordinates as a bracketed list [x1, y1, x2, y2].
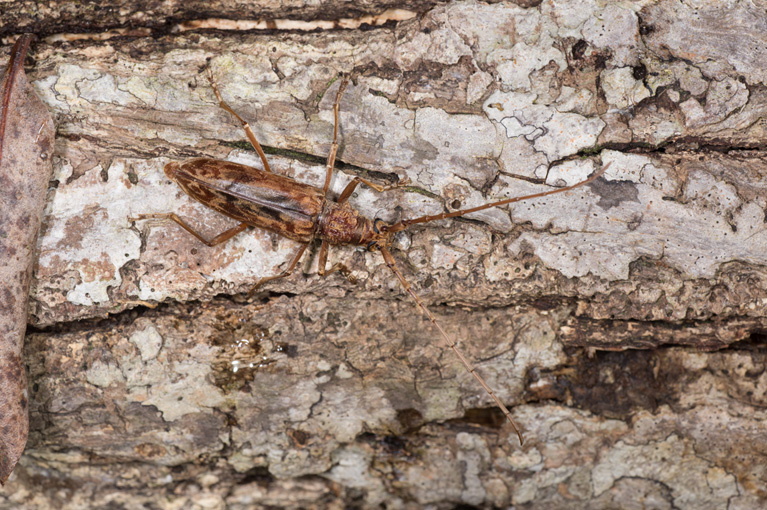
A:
[130, 72, 609, 444]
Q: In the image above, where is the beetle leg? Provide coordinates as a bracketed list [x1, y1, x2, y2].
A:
[337, 176, 411, 204]
[322, 78, 350, 195]
[248, 243, 309, 296]
[317, 240, 357, 284]
[207, 69, 272, 173]
[129, 213, 248, 247]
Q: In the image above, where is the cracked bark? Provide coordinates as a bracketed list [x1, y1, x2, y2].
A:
[3, 1, 767, 509]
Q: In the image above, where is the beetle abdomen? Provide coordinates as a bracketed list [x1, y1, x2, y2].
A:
[165, 158, 325, 243]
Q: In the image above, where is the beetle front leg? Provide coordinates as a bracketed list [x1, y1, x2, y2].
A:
[317, 240, 357, 284]
[129, 213, 248, 247]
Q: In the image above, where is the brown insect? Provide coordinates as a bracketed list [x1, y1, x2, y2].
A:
[130, 72, 609, 444]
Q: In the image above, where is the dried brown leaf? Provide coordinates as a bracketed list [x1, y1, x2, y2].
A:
[0, 34, 55, 484]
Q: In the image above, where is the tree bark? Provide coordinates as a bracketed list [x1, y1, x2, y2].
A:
[3, 1, 767, 508]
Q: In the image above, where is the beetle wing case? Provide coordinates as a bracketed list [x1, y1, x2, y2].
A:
[165, 158, 324, 243]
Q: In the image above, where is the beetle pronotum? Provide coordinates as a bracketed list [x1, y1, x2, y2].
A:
[130, 72, 609, 444]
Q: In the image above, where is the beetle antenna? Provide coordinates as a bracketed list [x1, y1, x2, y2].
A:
[385, 163, 610, 234]
[379, 246, 523, 445]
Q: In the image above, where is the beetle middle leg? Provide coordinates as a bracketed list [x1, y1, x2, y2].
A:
[322, 78, 350, 194]
[336, 176, 411, 204]
[317, 240, 357, 284]
[315, 77, 357, 284]
[316, 77, 408, 280]
[247, 243, 310, 296]
[128, 213, 248, 247]
[207, 69, 272, 174]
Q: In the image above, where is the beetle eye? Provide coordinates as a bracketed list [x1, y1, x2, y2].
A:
[373, 218, 386, 233]
[366, 241, 379, 251]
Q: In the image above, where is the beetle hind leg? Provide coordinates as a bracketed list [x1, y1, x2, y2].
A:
[129, 213, 248, 247]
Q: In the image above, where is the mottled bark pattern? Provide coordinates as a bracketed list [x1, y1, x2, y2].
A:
[0, 34, 54, 484]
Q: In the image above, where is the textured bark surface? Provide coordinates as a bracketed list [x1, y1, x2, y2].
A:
[0, 34, 55, 484]
[0, 1, 438, 38]
[2, 1, 767, 508]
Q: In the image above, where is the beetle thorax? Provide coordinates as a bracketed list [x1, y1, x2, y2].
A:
[317, 201, 389, 248]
